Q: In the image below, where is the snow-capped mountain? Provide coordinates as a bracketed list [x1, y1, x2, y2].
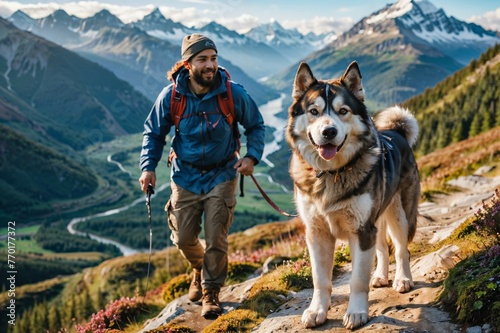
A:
[191, 21, 291, 78]
[7, 10, 35, 29]
[364, 0, 499, 64]
[244, 20, 317, 62]
[23, 9, 82, 45]
[267, 0, 500, 106]
[131, 8, 189, 41]
[244, 20, 338, 63]
[79, 9, 124, 33]
[6, 0, 499, 106]
[8, 8, 124, 46]
[132, 14, 292, 78]
[7, 7, 295, 79]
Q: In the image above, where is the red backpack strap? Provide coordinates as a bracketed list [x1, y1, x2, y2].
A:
[217, 77, 241, 152]
[217, 79, 235, 127]
[170, 84, 186, 132]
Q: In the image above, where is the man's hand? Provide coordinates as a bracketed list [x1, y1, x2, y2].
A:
[234, 157, 256, 176]
[139, 171, 156, 193]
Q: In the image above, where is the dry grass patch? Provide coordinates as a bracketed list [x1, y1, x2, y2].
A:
[417, 126, 500, 200]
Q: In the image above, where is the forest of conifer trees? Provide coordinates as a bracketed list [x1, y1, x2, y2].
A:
[403, 44, 500, 156]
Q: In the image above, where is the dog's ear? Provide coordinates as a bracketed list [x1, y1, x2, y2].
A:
[341, 61, 365, 102]
[292, 62, 316, 100]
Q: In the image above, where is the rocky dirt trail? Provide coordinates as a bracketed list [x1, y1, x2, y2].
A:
[140, 173, 500, 333]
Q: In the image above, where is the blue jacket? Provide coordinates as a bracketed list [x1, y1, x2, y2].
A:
[140, 67, 266, 194]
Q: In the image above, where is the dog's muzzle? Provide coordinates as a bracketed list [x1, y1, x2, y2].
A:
[309, 130, 347, 161]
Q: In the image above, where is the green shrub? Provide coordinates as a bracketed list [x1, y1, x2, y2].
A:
[202, 309, 260, 333]
[334, 244, 351, 264]
[162, 274, 190, 304]
[280, 259, 313, 291]
[227, 262, 260, 284]
[145, 324, 195, 333]
[441, 248, 500, 329]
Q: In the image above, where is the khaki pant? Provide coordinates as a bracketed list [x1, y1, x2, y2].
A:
[165, 179, 237, 290]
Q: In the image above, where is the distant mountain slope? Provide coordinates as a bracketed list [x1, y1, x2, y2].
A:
[73, 25, 179, 102]
[0, 124, 98, 221]
[403, 44, 500, 156]
[132, 12, 292, 79]
[264, 0, 499, 107]
[73, 24, 279, 105]
[0, 18, 152, 150]
[244, 20, 312, 63]
[244, 20, 333, 63]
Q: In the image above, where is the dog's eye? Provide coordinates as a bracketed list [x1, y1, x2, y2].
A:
[339, 108, 349, 115]
[309, 108, 319, 116]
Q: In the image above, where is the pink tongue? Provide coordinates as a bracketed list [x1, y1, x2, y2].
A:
[318, 145, 338, 160]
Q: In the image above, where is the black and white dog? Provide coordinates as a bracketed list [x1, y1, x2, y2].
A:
[285, 61, 420, 329]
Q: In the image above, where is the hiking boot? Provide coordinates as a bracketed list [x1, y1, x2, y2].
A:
[188, 269, 202, 302]
[201, 289, 222, 319]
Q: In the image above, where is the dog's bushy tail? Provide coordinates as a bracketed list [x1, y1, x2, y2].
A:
[374, 106, 419, 146]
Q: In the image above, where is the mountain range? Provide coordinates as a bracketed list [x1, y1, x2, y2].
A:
[266, 0, 500, 106]
[6, 8, 308, 102]
[6, 0, 499, 108]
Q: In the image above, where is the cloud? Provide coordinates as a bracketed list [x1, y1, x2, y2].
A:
[282, 16, 354, 35]
[0, 1, 155, 22]
[0, 1, 352, 35]
[469, 7, 500, 31]
[216, 14, 261, 33]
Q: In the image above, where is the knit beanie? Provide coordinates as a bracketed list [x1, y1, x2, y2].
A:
[181, 34, 218, 61]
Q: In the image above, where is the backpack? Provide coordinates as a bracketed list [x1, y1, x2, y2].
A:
[167, 67, 240, 167]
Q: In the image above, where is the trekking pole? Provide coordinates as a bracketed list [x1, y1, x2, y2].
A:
[239, 173, 245, 197]
[143, 184, 155, 303]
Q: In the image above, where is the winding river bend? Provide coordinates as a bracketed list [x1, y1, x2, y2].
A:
[67, 182, 171, 256]
[67, 94, 289, 256]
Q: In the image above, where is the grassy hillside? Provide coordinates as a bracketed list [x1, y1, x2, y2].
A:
[403, 44, 500, 157]
[0, 125, 98, 221]
[1, 218, 305, 333]
[417, 126, 500, 198]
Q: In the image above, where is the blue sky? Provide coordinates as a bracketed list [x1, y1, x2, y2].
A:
[1, 0, 500, 34]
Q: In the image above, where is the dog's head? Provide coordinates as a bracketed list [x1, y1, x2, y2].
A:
[286, 61, 373, 170]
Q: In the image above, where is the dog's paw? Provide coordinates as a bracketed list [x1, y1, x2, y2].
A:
[393, 278, 414, 293]
[370, 276, 389, 288]
[342, 311, 369, 330]
[301, 307, 327, 328]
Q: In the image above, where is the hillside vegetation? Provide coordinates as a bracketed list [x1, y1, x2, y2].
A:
[0, 125, 98, 221]
[403, 44, 500, 157]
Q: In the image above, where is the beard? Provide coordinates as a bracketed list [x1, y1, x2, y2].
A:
[191, 68, 217, 88]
